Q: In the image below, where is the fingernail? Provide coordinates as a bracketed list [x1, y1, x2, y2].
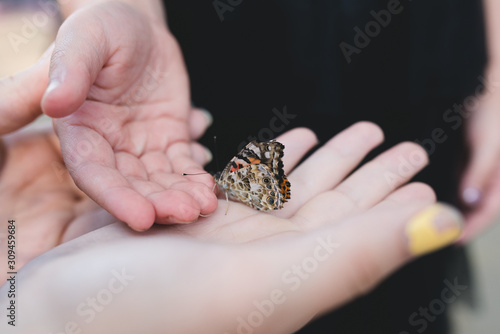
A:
[405, 203, 463, 256]
[129, 225, 148, 232]
[462, 187, 482, 206]
[201, 108, 213, 127]
[204, 146, 213, 163]
[44, 80, 60, 96]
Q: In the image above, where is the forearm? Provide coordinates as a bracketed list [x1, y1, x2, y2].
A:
[57, 0, 165, 22]
[482, 0, 500, 75]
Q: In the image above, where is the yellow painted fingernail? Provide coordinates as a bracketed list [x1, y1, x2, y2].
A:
[406, 204, 463, 256]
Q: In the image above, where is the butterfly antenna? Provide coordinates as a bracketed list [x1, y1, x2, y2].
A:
[182, 172, 210, 176]
[214, 135, 220, 173]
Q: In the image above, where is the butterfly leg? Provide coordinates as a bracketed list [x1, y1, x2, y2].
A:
[224, 191, 229, 215]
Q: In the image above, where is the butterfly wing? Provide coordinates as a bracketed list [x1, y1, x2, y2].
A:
[249, 141, 291, 202]
[216, 140, 291, 210]
[224, 164, 286, 210]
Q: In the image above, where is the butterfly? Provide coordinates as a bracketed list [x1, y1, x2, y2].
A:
[214, 140, 291, 212]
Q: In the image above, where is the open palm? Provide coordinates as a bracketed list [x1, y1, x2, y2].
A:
[0, 105, 211, 279]
[1, 123, 465, 334]
[38, 2, 217, 231]
[171, 124, 433, 244]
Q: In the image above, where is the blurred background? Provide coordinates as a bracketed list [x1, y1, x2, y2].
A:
[0, 0, 498, 333]
[0, 0, 58, 77]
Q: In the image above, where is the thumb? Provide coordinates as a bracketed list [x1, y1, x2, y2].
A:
[0, 46, 52, 135]
[460, 109, 500, 207]
[41, 8, 109, 118]
[322, 203, 461, 312]
[460, 145, 499, 207]
[271, 199, 463, 333]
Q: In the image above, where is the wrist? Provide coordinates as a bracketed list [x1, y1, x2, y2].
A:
[57, 0, 165, 22]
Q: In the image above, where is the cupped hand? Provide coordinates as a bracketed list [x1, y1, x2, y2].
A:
[0, 2, 217, 232]
[4, 123, 464, 334]
[460, 81, 500, 241]
[0, 111, 211, 281]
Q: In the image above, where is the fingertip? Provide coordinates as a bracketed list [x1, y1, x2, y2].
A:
[120, 200, 156, 232]
[190, 142, 213, 166]
[352, 121, 385, 145]
[200, 189, 219, 215]
[287, 127, 318, 144]
[99, 186, 156, 231]
[42, 14, 106, 118]
[200, 108, 213, 127]
[396, 141, 430, 167]
[128, 220, 154, 232]
[149, 190, 202, 224]
[461, 187, 483, 207]
[405, 203, 464, 257]
[41, 66, 90, 118]
[189, 107, 213, 139]
[172, 181, 218, 215]
[276, 127, 318, 152]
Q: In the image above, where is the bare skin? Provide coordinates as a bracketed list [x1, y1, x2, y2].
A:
[0, 123, 462, 333]
[0, 108, 212, 275]
[1, 2, 218, 232]
[0, 0, 497, 238]
[0, 1, 494, 331]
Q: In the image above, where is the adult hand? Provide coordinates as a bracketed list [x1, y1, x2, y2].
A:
[1, 123, 464, 334]
[460, 75, 500, 241]
[0, 1, 217, 232]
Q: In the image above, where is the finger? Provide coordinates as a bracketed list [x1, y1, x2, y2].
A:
[274, 127, 318, 173]
[167, 141, 214, 187]
[277, 122, 384, 217]
[117, 157, 214, 222]
[460, 165, 500, 242]
[149, 171, 218, 216]
[0, 139, 5, 171]
[460, 108, 500, 207]
[189, 108, 213, 140]
[41, 9, 110, 118]
[292, 142, 429, 229]
[190, 142, 213, 166]
[56, 123, 156, 231]
[196, 127, 318, 231]
[147, 189, 202, 224]
[196, 155, 432, 243]
[273, 201, 463, 329]
[460, 143, 500, 207]
[382, 182, 436, 204]
[0, 45, 52, 134]
[167, 141, 218, 214]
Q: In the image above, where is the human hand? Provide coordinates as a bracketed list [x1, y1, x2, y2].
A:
[0, 1, 217, 232]
[459, 77, 500, 241]
[2, 123, 464, 334]
[0, 126, 112, 281]
[0, 110, 211, 281]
